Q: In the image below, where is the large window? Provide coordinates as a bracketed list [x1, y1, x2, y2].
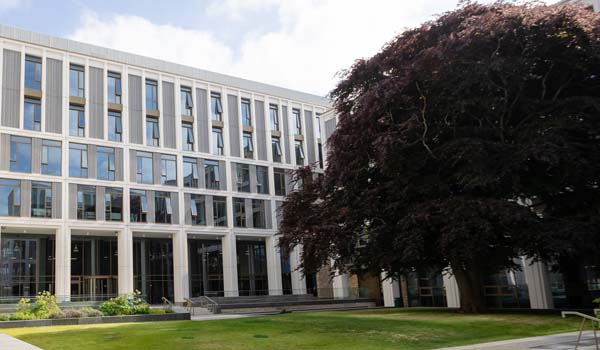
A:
[182, 122, 194, 151]
[69, 105, 85, 137]
[233, 198, 246, 228]
[181, 86, 193, 116]
[130, 190, 148, 223]
[41, 140, 61, 176]
[236, 163, 250, 193]
[10, 136, 31, 173]
[24, 98, 41, 131]
[274, 168, 286, 196]
[318, 143, 324, 169]
[155, 191, 173, 224]
[241, 98, 251, 127]
[252, 199, 266, 229]
[0, 179, 20, 216]
[108, 111, 122, 142]
[237, 241, 268, 296]
[160, 154, 177, 186]
[69, 143, 88, 178]
[190, 194, 206, 225]
[256, 166, 269, 194]
[107, 71, 122, 104]
[105, 187, 122, 221]
[183, 157, 199, 188]
[145, 79, 158, 110]
[269, 104, 279, 131]
[205, 160, 220, 190]
[135, 151, 153, 184]
[271, 137, 282, 163]
[316, 113, 322, 138]
[243, 132, 253, 159]
[213, 196, 227, 227]
[293, 108, 302, 135]
[146, 117, 160, 146]
[77, 185, 96, 220]
[25, 55, 42, 90]
[212, 127, 224, 155]
[295, 140, 305, 165]
[31, 181, 52, 218]
[211, 92, 223, 121]
[97, 146, 116, 181]
[70, 64, 85, 98]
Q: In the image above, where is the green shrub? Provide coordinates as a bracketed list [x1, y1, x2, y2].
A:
[148, 308, 166, 315]
[31, 291, 60, 319]
[0, 313, 10, 321]
[62, 309, 82, 318]
[49, 310, 65, 319]
[10, 312, 35, 321]
[80, 307, 102, 318]
[99, 290, 149, 316]
[16, 298, 32, 314]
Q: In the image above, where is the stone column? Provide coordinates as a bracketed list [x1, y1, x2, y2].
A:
[222, 233, 238, 297]
[266, 236, 283, 295]
[442, 270, 461, 308]
[172, 229, 189, 303]
[54, 226, 71, 302]
[332, 266, 350, 299]
[523, 258, 554, 309]
[117, 228, 134, 296]
[381, 272, 401, 307]
[290, 245, 307, 295]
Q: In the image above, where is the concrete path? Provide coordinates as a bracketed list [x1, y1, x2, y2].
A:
[437, 331, 599, 350]
[190, 313, 253, 321]
[0, 333, 41, 350]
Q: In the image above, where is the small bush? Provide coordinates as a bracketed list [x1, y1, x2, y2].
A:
[31, 291, 60, 319]
[10, 312, 35, 321]
[148, 308, 166, 315]
[80, 307, 102, 318]
[99, 290, 149, 316]
[49, 310, 65, 319]
[62, 309, 82, 318]
[0, 313, 10, 321]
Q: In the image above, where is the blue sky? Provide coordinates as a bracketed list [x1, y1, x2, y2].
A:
[0, 0, 561, 96]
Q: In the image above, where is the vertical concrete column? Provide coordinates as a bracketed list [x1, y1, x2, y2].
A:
[332, 263, 350, 299]
[172, 229, 189, 303]
[118, 228, 134, 295]
[54, 226, 71, 302]
[442, 269, 461, 308]
[266, 236, 283, 295]
[222, 233, 238, 297]
[290, 245, 307, 295]
[381, 272, 401, 307]
[523, 258, 554, 309]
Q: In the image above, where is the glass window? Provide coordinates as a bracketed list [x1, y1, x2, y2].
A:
[31, 181, 52, 218]
[146, 117, 159, 146]
[25, 55, 42, 90]
[212, 127, 224, 155]
[295, 140, 305, 166]
[108, 111, 122, 142]
[318, 142, 324, 169]
[252, 199, 266, 229]
[181, 86, 193, 116]
[190, 194, 206, 225]
[105, 187, 123, 221]
[316, 113, 322, 138]
[182, 122, 194, 151]
[10, 136, 31, 173]
[155, 191, 172, 224]
[160, 154, 177, 186]
[243, 132, 253, 159]
[274, 168, 286, 196]
[0, 179, 20, 216]
[236, 163, 250, 192]
[211, 92, 223, 121]
[145, 79, 158, 110]
[69, 143, 88, 178]
[69, 104, 85, 137]
[256, 166, 269, 194]
[293, 108, 302, 135]
[107, 71, 122, 104]
[271, 137, 282, 163]
[24, 98, 41, 131]
[205, 159, 220, 190]
[233, 198, 246, 228]
[241, 98, 251, 127]
[70, 64, 85, 98]
[183, 157, 199, 188]
[130, 189, 148, 223]
[135, 151, 153, 184]
[97, 146, 116, 181]
[269, 104, 279, 131]
[41, 140, 61, 176]
[77, 185, 96, 220]
[213, 196, 227, 227]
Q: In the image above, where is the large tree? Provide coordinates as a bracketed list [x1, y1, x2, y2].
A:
[279, 2, 600, 313]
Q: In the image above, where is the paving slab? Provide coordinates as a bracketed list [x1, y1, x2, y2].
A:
[0, 333, 41, 350]
[437, 331, 599, 350]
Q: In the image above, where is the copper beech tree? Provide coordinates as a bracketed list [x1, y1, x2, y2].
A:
[278, 2, 600, 313]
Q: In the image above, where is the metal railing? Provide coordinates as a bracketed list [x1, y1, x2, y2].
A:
[161, 297, 173, 312]
[562, 311, 599, 350]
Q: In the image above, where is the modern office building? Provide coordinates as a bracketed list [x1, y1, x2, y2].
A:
[0, 24, 336, 305]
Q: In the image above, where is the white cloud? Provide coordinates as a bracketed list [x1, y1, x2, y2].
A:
[0, 0, 25, 13]
[68, 0, 564, 96]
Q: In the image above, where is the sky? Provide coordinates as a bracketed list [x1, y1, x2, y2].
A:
[0, 0, 562, 96]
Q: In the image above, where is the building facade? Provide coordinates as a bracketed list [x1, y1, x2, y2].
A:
[0, 25, 331, 304]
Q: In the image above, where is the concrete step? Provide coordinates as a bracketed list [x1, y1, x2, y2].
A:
[220, 301, 377, 314]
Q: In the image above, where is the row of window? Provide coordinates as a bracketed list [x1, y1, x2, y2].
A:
[0, 179, 51, 217]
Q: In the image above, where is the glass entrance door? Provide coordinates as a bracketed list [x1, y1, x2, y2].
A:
[237, 240, 268, 296]
[188, 239, 224, 297]
[134, 238, 174, 304]
[70, 236, 118, 301]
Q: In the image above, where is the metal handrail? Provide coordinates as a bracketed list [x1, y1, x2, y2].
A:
[161, 297, 173, 312]
[562, 311, 599, 350]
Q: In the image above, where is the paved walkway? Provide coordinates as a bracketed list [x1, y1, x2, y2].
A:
[0, 333, 41, 350]
[438, 331, 599, 350]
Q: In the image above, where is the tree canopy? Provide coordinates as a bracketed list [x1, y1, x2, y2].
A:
[278, 1, 600, 312]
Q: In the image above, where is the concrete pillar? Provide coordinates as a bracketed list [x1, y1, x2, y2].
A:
[117, 228, 134, 295]
[222, 233, 238, 297]
[332, 267, 350, 299]
[265, 236, 282, 295]
[172, 229, 189, 303]
[442, 270, 460, 308]
[381, 272, 401, 307]
[290, 245, 307, 295]
[523, 258, 554, 309]
[54, 227, 71, 302]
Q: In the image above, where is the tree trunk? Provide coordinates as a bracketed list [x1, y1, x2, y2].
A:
[452, 263, 488, 313]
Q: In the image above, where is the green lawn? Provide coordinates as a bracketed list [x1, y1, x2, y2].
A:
[2, 308, 585, 350]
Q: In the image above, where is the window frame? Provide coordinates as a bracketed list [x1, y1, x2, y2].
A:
[69, 143, 88, 178]
[145, 79, 158, 111]
[269, 104, 279, 131]
[212, 127, 224, 155]
[10, 136, 32, 173]
[41, 139, 61, 176]
[274, 168, 287, 196]
[252, 199, 266, 229]
[241, 98, 252, 127]
[77, 185, 96, 220]
[25, 55, 42, 90]
[30, 181, 52, 218]
[69, 104, 85, 137]
[181, 86, 193, 116]
[271, 137, 282, 163]
[130, 189, 148, 223]
[97, 146, 116, 181]
[211, 92, 223, 121]
[182, 122, 194, 151]
[160, 154, 177, 186]
[69, 64, 85, 98]
[183, 157, 199, 188]
[243, 132, 254, 159]
[0, 179, 21, 216]
[212, 196, 227, 227]
[204, 159, 221, 190]
[107, 71, 122, 104]
[135, 151, 153, 184]
[190, 194, 206, 225]
[105, 187, 123, 222]
[108, 111, 122, 142]
[295, 140, 305, 165]
[256, 166, 269, 194]
[236, 163, 250, 193]
[146, 116, 160, 147]
[233, 197, 246, 228]
[154, 191, 172, 224]
[293, 108, 302, 135]
[24, 97, 41, 131]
